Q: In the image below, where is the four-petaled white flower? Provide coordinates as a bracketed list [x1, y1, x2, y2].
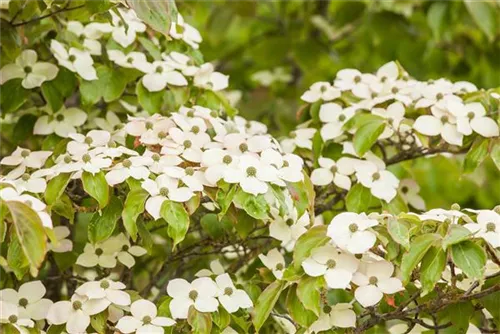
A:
[281, 128, 317, 153]
[0, 147, 52, 179]
[307, 303, 357, 333]
[138, 60, 188, 92]
[399, 179, 425, 211]
[116, 299, 175, 333]
[76, 279, 131, 308]
[167, 277, 220, 319]
[327, 212, 379, 254]
[319, 103, 356, 141]
[413, 104, 463, 146]
[215, 273, 253, 313]
[67, 21, 109, 55]
[110, 8, 146, 47]
[48, 226, 73, 253]
[76, 242, 117, 268]
[105, 155, 151, 186]
[0, 281, 53, 321]
[0, 301, 34, 332]
[301, 82, 340, 103]
[302, 244, 360, 289]
[269, 211, 309, 251]
[50, 40, 97, 80]
[310, 157, 355, 190]
[34, 107, 87, 138]
[259, 248, 286, 279]
[195, 259, 225, 277]
[452, 101, 500, 138]
[352, 260, 404, 307]
[0, 186, 53, 228]
[0, 49, 58, 88]
[194, 63, 229, 91]
[354, 161, 399, 202]
[464, 210, 500, 248]
[169, 14, 203, 49]
[371, 101, 406, 139]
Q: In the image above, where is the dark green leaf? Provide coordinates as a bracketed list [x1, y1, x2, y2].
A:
[293, 225, 329, 270]
[160, 200, 190, 248]
[82, 171, 109, 209]
[122, 189, 149, 241]
[45, 173, 71, 205]
[88, 196, 123, 244]
[0, 79, 29, 113]
[353, 119, 385, 156]
[252, 280, 285, 332]
[451, 240, 486, 280]
[345, 184, 373, 213]
[400, 233, 440, 284]
[420, 246, 446, 295]
[128, 0, 178, 36]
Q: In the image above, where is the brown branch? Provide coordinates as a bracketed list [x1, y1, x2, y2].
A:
[11, 4, 85, 27]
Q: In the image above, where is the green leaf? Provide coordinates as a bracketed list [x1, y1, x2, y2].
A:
[400, 233, 440, 284]
[160, 200, 190, 248]
[233, 189, 269, 220]
[7, 233, 29, 279]
[480, 276, 500, 323]
[212, 308, 231, 330]
[128, 0, 178, 36]
[5, 201, 47, 275]
[0, 79, 29, 113]
[286, 285, 316, 327]
[138, 36, 162, 60]
[463, 137, 489, 173]
[52, 193, 75, 223]
[382, 194, 409, 215]
[442, 224, 471, 250]
[122, 189, 149, 241]
[79, 66, 128, 104]
[88, 196, 123, 244]
[136, 80, 164, 114]
[216, 184, 237, 218]
[45, 173, 71, 205]
[464, 1, 497, 41]
[420, 246, 446, 296]
[451, 240, 486, 280]
[13, 114, 37, 144]
[353, 119, 385, 156]
[200, 213, 231, 239]
[309, 100, 322, 122]
[82, 171, 109, 209]
[187, 306, 212, 334]
[293, 225, 329, 270]
[386, 217, 410, 250]
[443, 301, 474, 333]
[345, 184, 373, 213]
[297, 276, 322, 316]
[491, 139, 500, 170]
[90, 310, 108, 334]
[252, 280, 285, 332]
[427, 2, 447, 39]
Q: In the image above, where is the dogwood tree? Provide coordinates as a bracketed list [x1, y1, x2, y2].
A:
[0, 1, 499, 334]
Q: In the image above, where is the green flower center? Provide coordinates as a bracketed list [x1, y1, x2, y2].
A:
[338, 114, 346, 122]
[123, 159, 132, 168]
[160, 187, 169, 197]
[185, 167, 195, 176]
[95, 248, 103, 256]
[401, 186, 408, 194]
[283, 161, 289, 167]
[18, 298, 28, 307]
[64, 155, 72, 164]
[82, 154, 91, 163]
[145, 122, 154, 130]
[451, 203, 460, 211]
[467, 112, 475, 120]
[486, 222, 496, 232]
[440, 115, 449, 123]
[114, 124, 124, 130]
[84, 136, 93, 145]
[155, 66, 163, 73]
[183, 140, 192, 148]
[56, 114, 65, 122]
[8, 315, 18, 323]
[380, 76, 387, 83]
[239, 143, 248, 153]
[127, 57, 134, 63]
[108, 141, 117, 148]
[189, 290, 198, 300]
[391, 87, 399, 94]
[187, 110, 195, 117]
[68, 55, 76, 62]
[246, 166, 257, 177]
[326, 259, 336, 269]
[21, 173, 30, 181]
[224, 287, 233, 296]
[210, 111, 218, 118]
[72, 301, 82, 310]
[456, 273, 464, 282]
[100, 280, 110, 289]
[21, 150, 30, 158]
[223, 155, 233, 164]
[354, 76, 362, 83]
[349, 223, 358, 233]
[369, 276, 378, 285]
[285, 218, 294, 226]
[372, 172, 381, 181]
[323, 305, 332, 314]
[289, 131, 297, 139]
[191, 126, 200, 134]
[176, 24, 185, 34]
[122, 245, 129, 251]
[330, 165, 338, 174]
[24, 66, 32, 74]
[142, 316, 152, 324]
[436, 93, 444, 100]
[152, 153, 161, 162]
[158, 131, 167, 139]
[275, 263, 284, 271]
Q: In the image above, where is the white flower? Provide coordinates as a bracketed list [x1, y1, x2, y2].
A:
[281, 128, 317, 153]
[413, 103, 464, 146]
[215, 274, 253, 313]
[0, 281, 53, 321]
[0, 187, 53, 228]
[269, 211, 309, 250]
[0, 147, 52, 179]
[399, 179, 425, 211]
[104, 233, 147, 268]
[302, 244, 359, 289]
[76, 279, 131, 308]
[0, 49, 58, 88]
[195, 259, 226, 277]
[142, 174, 195, 220]
[201, 149, 239, 186]
[310, 157, 356, 190]
[34, 107, 87, 138]
[47, 294, 109, 334]
[194, 63, 229, 91]
[0, 301, 34, 332]
[167, 277, 219, 319]
[260, 149, 304, 184]
[59, 150, 112, 176]
[94, 111, 126, 144]
[105, 156, 151, 186]
[352, 260, 404, 307]
[169, 14, 203, 49]
[334, 69, 379, 99]
[414, 81, 460, 109]
[48, 226, 73, 253]
[138, 61, 187, 92]
[307, 303, 356, 333]
[301, 82, 340, 103]
[110, 8, 146, 47]
[222, 133, 272, 155]
[251, 67, 292, 86]
[327, 212, 379, 254]
[76, 242, 117, 268]
[355, 161, 399, 202]
[464, 210, 500, 248]
[144, 150, 182, 174]
[319, 103, 356, 141]
[233, 115, 268, 135]
[162, 51, 199, 76]
[116, 299, 175, 333]
[371, 101, 405, 139]
[50, 40, 97, 80]
[164, 123, 210, 162]
[125, 115, 175, 144]
[258, 248, 285, 279]
[452, 101, 499, 138]
[67, 130, 111, 157]
[67, 21, 106, 55]
[227, 154, 278, 195]
[10, 170, 47, 194]
[108, 49, 148, 69]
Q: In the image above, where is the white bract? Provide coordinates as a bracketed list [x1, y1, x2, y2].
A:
[259, 248, 286, 279]
[327, 212, 379, 254]
[116, 299, 175, 333]
[310, 157, 355, 190]
[0, 49, 58, 88]
[169, 14, 203, 49]
[319, 103, 356, 140]
[0, 281, 53, 321]
[464, 210, 500, 248]
[307, 303, 357, 333]
[215, 274, 253, 313]
[50, 40, 97, 80]
[0, 147, 52, 179]
[354, 161, 399, 202]
[301, 82, 340, 103]
[167, 277, 219, 319]
[34, 107, 87, 138]
[48, 226, 73, 253]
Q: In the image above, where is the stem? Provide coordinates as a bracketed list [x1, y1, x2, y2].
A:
[11, 4, 85, 27]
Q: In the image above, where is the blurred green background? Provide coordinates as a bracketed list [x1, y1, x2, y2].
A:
[179, 0, 500, 209]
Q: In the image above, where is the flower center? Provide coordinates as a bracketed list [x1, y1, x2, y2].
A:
[440, 115, 449, 123]
[100, 280, 110, 289]
[68, 55, 76, 62]
[210, 111, 218, 118]
[122, 159, 132, 168]
[289, 131, 297, 139]
[145, 122, 154, 130]
[285, 218, 294, 226]
[436, 93, 444, 100]
[349, 223, 358, 233]
[189, 290, 198, 300]
[369, 276, 378, 285]
[401, 186, 409, 194]
[387, 118, 394, 125]
[380, 76, 387, 83]
[114, 123, 124, 130]
[239, 143, 248, 153]
[338, 114, 346, 122]
[155, 66, 163, 73]
[323, 305, 332, 313]
[127, 57, 134, 64]
[183, 140, 192, 148]
[159, 187, 169, 197]
[185, 167, 195, 176]
[24, 66, 32, 74]
[84, 136, 93, 145]
[108, 141, 117, 148]
[176, 24, 185, 34]
[8, 315, 18, 323]
[391, 87, 399, 94]
[372, 172, 381, 181]
[152, 153, 160, 162]
[486, 222, 496, 232]
[467, 112, 475, 120]
[158, 131, 167, 139]
[187, 110, 195, 117]
[354, 76, 362, 83]
[223, 155, 233, 164]
[82, 154, 91, 163]
[21, 149, 30, 158]
[142, 316, 152, 324]
[122, 245, 129, 251]
[21, 173, 30, 181]
[64, 155, 72, 163]
[18, 298, 28, 307]
[326, 259, 336, 269]
[224, 287, 233, 295]
[330, 165, 338, 174]
[56, 114, 65, 122]
[246, 166, 257, 177]
[320, 85, 328, 92]
[283, 161, 289, 167]
[456, 273, 464, 282]
[95, 248, 103, 256]
[275, 263, 284, 271]
[72, 301, 82, 310]
[191, 126, 200, 134]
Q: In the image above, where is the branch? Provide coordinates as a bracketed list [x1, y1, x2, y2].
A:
[10, 4, 85, 27]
